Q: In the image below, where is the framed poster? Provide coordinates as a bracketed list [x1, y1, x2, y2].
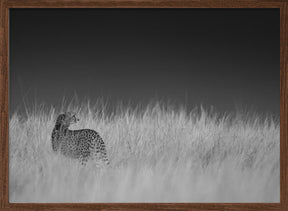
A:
[1, 0, 287, 210]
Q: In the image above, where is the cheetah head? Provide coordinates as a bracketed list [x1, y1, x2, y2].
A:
[55, 111, 79, 128]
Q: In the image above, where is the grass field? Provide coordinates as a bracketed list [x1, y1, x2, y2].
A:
[9, 101, 280, 202]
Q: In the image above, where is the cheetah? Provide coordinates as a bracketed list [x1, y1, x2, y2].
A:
[51, 111, 109, 165]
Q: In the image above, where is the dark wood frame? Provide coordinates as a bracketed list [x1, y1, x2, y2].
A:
[0, 0, 287, 210]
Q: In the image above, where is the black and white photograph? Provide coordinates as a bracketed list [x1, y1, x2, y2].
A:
[9, 9, 280, 202]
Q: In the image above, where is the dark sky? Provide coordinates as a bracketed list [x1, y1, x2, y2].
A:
[9, 9, 280, 116]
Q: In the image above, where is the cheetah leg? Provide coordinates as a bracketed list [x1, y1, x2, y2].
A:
[99, 147, 109, 165]
[79, 153, 90, 166]
[80, 157, 87, 165]
[94, 147, 109, 165]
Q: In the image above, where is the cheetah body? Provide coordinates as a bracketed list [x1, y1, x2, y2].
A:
[51, 112, 109, 165]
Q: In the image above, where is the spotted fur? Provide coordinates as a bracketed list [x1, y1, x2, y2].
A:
[51, 112, 109, 165]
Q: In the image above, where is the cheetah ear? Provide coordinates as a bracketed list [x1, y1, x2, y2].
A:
[55, 114, 65, 125]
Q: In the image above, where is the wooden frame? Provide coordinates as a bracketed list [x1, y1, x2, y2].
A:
[0, 0, 287, 210]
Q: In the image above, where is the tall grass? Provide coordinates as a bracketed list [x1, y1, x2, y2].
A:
[9, 101, 279, 202]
